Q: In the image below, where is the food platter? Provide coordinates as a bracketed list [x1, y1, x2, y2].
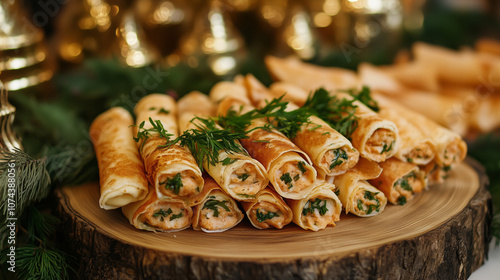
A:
[56, 158, 491, 279]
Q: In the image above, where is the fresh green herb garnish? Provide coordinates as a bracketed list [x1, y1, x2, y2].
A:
[255, 209, 279, 222]
[159, 117, 248, 172]
[293, 174, 300, 181]
[397, 196, 407, 205]
[359, 192, 381, 214]
[302, 198, 329, 216]
[340, 86, 380, 112]
[303, 88, 359, 139]
[161, 173, 183, 194]
[132, 117, 174, 150]
[394, 171, 415, 192]
[222, 157, 238, 166]
[334, 190, 340, 196]
[158, 108, 170, 114]
[442, 165, 451, 172]
[153, 208, 173, 221]
[203, 199, 230, 217]
[237, 173, 250, 182]
[252, 140, 270, 143]
[329, 148, 348, 170]
[170, 211, 184, 221]
[381, 140, 395, 154]
[280, 173, 293, 189]
[407, 158, 414, 163]
[298, 161, 307, 173]
[236, 193, 255, 198]
[357, 199, 364, 212]
[364, 191, 379, 201]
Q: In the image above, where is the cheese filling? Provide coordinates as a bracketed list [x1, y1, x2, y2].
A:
[321, 147, 359, 175]
[352, 189, 384, 216]
[275, 160, 315, 194]
[300, 198, 337, 229]
[199, 194, 238, 231]
[158, 170, 201, 197]
[250, 201, 286, 229]
[366, 128, 396, 156]
[229, 162, 264, 197]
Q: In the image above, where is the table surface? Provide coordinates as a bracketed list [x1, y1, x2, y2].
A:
[469, 239, 500, 279]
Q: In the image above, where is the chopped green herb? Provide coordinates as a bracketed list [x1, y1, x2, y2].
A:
[132, 117, 174, 150]
[329, 148, 348, 170]
[407, 158, 414, 163]
[237, 173, 250, 182]
[394, 171, 415, 192]
[298, 161, 307, 173]
[158, 108, 170, 114]
[381, 140, 395, 154]
[255, 209, 279, 222]
[322, 132, 331, 135]
[222, 157, 238, 166]
[397, 196, 407, 205]
[149, 107, 157, 111]
[358, 192, 381, 214]
[153, 208, 173, 221]
[334, 190, 340, 196]
[252, 140, 270, 143]
[293, 174, 300, 181]
[357, 199, 364, 212]
[442, 165, 451, 172]
[280, 173, 293, 189]
[170, 211, 184, 221]
[364, 191, 379, 201]
[340, 86, 380, 112]
[236, 193, 255, 198]
[161, 173, 183, 194]
[203, 199, 230, 217]
[302, 198, 329, 216]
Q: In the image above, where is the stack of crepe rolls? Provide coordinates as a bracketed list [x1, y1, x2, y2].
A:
[368, 158, 426, 205]
[89, 107, 149, 210]
[213, 87, 318, 200]
[192, 176, 244, 232]
[244, 74, 360, 177]
[240, 187, 293, 229]
[122, 186, 193, 232]
[286, 181, 342, 231]
[333, 158, 387, 217]
[373, 93, 467, 183]
[133, 94, 204, 202]
[177, 92, 269, 201]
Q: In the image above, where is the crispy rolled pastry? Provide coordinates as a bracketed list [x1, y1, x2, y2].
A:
[217, 97, 317, 200]
[192, 176, 244, 232]
[241, 187, 293, 229]
[373, 93, 467, 175]
[177, 92, 269, 201]
[374, 94, 436, 165]
[286, 181, 342, 231]
[337, 92, 400, 163]
[134, 94, 204, 201]
[369, 158, 426, 205]
[269, 82, 309, 106]
[122, 186, 193, 232]
[264, 56, 359, 93]
[333, 158, 387, 217]
[209, 81, 252, 105]
[244, 75, 359, 176]
[89, 107, 148, 210]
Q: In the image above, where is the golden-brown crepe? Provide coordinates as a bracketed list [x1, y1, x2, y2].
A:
[286, 181, 342, 231]
[177, 92, 269, 201]
[192, 176, 244, 232]
[241, 187, 293, 229]
[333, 158, 387, 217]
[369, 158, 426, 205]
[217, 97, 318, 200]
[134, 94, 204, 202]
[122, 186, 193, 232]
[374, 94, 437, 165]
[89, 107, 148, 210]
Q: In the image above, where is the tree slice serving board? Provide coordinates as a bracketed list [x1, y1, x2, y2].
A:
[56, 158, 492, 280]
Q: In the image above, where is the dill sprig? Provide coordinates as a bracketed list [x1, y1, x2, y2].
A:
[132, 117, 174, 150]
[340, 86, 380, 112]
[303, 88, 360, 139]
[217, 96, 313, 139]
[159, 117, 248, 172]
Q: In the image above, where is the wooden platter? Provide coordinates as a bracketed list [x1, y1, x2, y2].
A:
[56, 158, 492, 280]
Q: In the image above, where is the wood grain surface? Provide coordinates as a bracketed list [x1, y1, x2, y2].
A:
[56, 159, 492, 280]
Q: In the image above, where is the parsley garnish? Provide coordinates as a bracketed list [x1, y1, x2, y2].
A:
[364, 191, 379, 201]
[397, 196, 407, 205]
[237, 173, 250, 182]
[280, 173, 294, 189]
[407, 158, 414, 163]
[153, 208, 173, 221]
[222, 157, 237, 166]
[161, 173, 183, 194]
[298, 161, 307, 173]
[255, 209, 279, 222]
[158, 108, 170, 114]
[358, 192, 381, 214]
[302, 198, 328, 216]
[329, 148, 348, 170]
[381, 140, 395, 154]
[394, 171, 415, 192]
[203, 199, 230, 217]
[170, 211, 184, 221]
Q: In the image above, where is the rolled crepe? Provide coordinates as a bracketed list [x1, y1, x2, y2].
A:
[192, 176, 244, 232]
[122, 186, 193, 232]
[209, 81, 252, 105]
[286, 181, 342, 231]
[244, 75, 359, 177]
[134, 94, 204, 202]
[217, 97, 318, 200]
[177, 92, 269, 201]
[241, 187, 293, 229]
[374, 94, 437, 165]
[333, 158, 387, 217]
[89, 107, 148, 210]
[369, 158, 426, 205]
[336, 92, 400, 163]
